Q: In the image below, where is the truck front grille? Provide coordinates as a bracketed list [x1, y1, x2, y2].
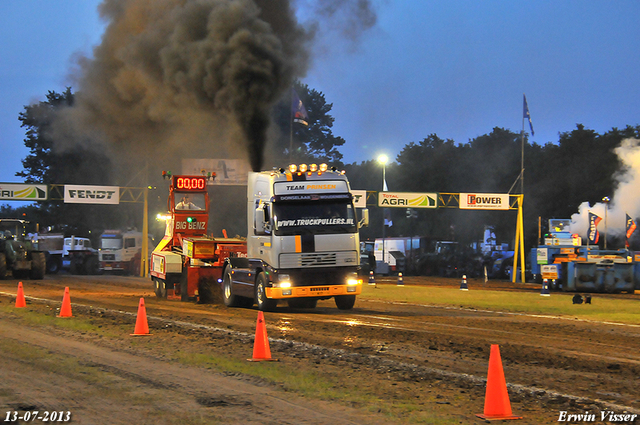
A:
[310, 287, 329, 292]
[279, 251, 356, 268]
[302, 253, 336, 266]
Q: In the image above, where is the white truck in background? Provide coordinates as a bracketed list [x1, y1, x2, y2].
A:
[374, 237, 412, 275]
[30, 233, 98, 274]
[99, 229, 153, 275]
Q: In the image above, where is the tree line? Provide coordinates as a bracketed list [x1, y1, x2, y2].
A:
[4, 83, 639, 255]
[349, 125, 640, 252]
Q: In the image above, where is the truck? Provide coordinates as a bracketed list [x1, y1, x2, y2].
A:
[66, 236, 99, 275]
[530, 219, 637, 293]
[372, 237, 423, 275]
[99, 230, 152, 275]
[31, 233, 98, 274]
[0, 219, 45, 280]
[360, 240, 375, 275]
[150, 173, 247, 302]
[221, 163, 368, 311]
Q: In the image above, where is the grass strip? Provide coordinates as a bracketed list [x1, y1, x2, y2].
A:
[360, 284, 640, 325]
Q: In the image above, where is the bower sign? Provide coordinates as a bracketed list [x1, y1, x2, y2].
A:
[459, 193, 509, 210]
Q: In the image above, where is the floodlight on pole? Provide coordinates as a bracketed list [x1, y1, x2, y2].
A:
[377, 154, 389, 268]
[602, 196, 610, 249]
[377, 155, 388, 191]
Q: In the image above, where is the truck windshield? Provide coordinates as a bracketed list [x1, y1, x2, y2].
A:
[174, 192, 205, 211]
[0, 222, 22, 240]
[273, 201, 356, 236]
[101, 238, 123, 250]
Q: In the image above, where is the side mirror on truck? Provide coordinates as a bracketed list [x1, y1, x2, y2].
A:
[359, 208, 369, 228]
[254, 204, 272, 235]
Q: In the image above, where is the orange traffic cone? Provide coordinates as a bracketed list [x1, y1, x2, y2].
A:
[58, 287, 72, 317]
[15, 282, 26, 308]
[476, 345, 522, 420]
[131, 298, 151, 336]
[248, 311, 277, 362]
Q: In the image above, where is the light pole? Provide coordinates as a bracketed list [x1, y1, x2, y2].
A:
[602, 196, 610, 249]
[377, 155, 388, 266]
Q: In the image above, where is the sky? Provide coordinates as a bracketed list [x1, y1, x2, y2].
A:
[1, 0, 639, 185]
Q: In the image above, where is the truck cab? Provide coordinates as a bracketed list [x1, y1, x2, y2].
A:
[150, 173, 247, 302]
[100, 230, 151, 274]
[222, 163, 368, 311]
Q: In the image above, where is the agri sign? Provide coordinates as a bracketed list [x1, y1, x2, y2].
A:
[0, 183, 47, 201]
[378, 192, 438, 208]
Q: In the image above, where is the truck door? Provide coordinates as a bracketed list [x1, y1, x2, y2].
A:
[124, 237, 138, 262]
[254, 203, 274, 263]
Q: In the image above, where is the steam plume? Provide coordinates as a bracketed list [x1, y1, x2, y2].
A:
[570, 138, 640, 241]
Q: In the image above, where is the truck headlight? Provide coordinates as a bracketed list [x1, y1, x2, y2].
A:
[347, 272, 360, 286]
[274, 274, 291, 288]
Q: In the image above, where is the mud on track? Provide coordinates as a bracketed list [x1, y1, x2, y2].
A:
[0, 274, 639, 424]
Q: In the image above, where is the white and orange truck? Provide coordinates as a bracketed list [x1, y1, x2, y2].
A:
[99, 229, 153, 275]
[221, 163, 368, 311]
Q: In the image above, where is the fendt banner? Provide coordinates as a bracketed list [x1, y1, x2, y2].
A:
[459, 193, 509, 210]
[0, 183, 48, 201]
[64, 185, 120, 204]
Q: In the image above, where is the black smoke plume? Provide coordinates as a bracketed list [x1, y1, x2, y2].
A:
[50, 0, 376, 176]
[57, 0, 308, 173]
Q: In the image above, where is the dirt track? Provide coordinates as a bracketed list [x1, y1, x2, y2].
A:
[0, 274, 639, 424]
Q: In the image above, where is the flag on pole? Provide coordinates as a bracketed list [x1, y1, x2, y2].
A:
[588, 212, 601, 244]
[383, 208, 393, 227]
[292, 88, 309, 126]
[523, 94, 534, 136]
[626, 214, 636, 239]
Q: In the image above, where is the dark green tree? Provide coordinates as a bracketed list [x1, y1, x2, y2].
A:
[268, 81, 345, 166]
[461, 127, 523, 193]
[16, 88, 132, 238]
[17, 88, 113, 186]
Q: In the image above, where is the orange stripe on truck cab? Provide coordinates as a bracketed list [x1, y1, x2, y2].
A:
[295, 235, 302, 253]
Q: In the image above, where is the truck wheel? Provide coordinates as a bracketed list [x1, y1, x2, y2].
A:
[69, 258, 80, 275]
[223, 268, 241, 307]
[335, 295, 356, 310]
[30, 252, 46, 280]
[180, 269, 189, 302]
[153, 278, 167, 299]
[46, 256, 61, 274]
[0, 253, 6, 280]
[499, 258, 513, 279]
[255, 272, 277, 312]
[84, 256, 99, 275]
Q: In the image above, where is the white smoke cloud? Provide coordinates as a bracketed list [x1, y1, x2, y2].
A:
[569, 138, 640, 241]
